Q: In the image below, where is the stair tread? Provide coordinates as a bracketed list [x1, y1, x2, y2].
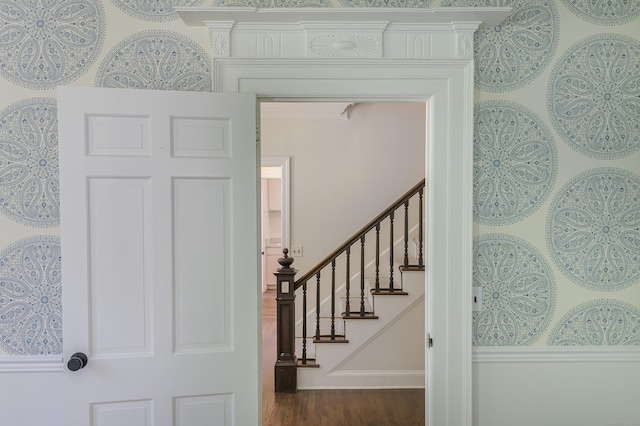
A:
[367, 277, 405, 293]
[399, 265, 425, 272]
[297, 358, 319, 368]
[313, 335, 349, 343]
[371, 288, 409, 295]
[342, 311, 378, 319]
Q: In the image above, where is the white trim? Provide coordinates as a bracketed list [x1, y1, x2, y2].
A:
[0, 356, 64, 373]
[473, 347, 640, 363]
[316, 369, 425, 389]
[177, 8, 511, 426]
[214, 58, 471, 426]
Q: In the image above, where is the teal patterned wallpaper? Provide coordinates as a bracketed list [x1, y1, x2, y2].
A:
[0, 0, 638, 355]
[459, 0, 640, 347]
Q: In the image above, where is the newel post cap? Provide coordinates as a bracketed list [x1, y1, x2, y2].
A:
[276, 248, 296, 273]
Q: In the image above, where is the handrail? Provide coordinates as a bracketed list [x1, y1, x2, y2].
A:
[294, 179, 425, 290]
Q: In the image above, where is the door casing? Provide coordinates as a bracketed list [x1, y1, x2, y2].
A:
[216, 59, 476, 426]
[179, 9, 509, 423]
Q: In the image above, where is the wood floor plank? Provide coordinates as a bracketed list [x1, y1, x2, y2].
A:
[262, 290, 425, 425]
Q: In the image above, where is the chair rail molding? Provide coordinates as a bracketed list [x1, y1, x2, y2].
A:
[178, 7, 510, 426]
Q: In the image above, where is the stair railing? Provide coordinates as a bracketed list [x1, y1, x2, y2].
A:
[294, 179, 425, 364]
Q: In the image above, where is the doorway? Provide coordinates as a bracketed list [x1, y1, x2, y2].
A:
[177, 8, 509, 423]
[232, 60, 474, 424]
[260, 156, 290, 293]
[259, 101, 427, 422]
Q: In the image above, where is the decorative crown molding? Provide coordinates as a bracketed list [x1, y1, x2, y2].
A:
[177, 7, 511, 60]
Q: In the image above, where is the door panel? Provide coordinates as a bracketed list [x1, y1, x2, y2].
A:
[92, 400, 153, 426]
[57, 86, 259, 426]
[89, 178, 153, 357]
[173, 178, 229, 353]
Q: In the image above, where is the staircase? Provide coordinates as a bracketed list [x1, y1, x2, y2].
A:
[298, 270, 425, 389]
[274, 180, 426, 391]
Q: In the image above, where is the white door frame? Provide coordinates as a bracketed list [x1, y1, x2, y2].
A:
[176, 8, 510, 425]
[218, 58, 475, 426]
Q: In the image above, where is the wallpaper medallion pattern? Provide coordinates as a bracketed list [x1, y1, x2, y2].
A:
[0, 236, 62, 355]
[441, 0, 559, 92]
[473, 234, 556, 346]
[548, 299, 640, 346]
[95, 30, 212, 91]
[560, 0, 640, 26]
[0, 99, 59, 227]
[0, 0, 105, 89]
[548, 34, 640, 160]
[473, 101, 557, 225]
[546, 168, 640, 292]
[109, 0, 204, 22]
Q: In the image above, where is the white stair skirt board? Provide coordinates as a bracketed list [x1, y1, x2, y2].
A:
[298, 270, 425, 389]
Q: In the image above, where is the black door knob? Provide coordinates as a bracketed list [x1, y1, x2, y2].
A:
[67, 352, 88, 371]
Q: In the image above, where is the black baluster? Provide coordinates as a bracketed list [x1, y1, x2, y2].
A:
[315, 272, 321, 341]
[345, 246, 351, 316]
[389, 211, 395, 291]
[360, 235, 366, 315]
[419, 188, 424, 268]
[331, 259, 336, 340]
[301, 281, 307, 365]
[375, 224, 380, 292]
[404, 200, 409, 268]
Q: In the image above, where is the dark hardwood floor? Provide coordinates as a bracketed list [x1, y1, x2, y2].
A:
[262, 290, 425, 426]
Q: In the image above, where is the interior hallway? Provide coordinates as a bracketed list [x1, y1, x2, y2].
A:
[262, 290, 425, 426]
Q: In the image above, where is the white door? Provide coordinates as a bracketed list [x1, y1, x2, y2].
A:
[57, 87, 260, 426]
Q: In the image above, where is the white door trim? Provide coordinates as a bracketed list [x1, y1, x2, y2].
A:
[216, 58, 474, 426]
[175, 8, 510, 426]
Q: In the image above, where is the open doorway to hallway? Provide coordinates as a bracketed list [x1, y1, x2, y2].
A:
[260, 160, 289, 293]
[259, 101, 426, 424]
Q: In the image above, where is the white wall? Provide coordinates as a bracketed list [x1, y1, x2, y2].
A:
[260, 102, 426, 274]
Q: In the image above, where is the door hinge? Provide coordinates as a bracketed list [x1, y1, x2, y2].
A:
[427, 334, 433, 348]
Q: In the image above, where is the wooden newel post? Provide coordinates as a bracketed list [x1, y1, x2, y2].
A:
[274, 248, 298, 393]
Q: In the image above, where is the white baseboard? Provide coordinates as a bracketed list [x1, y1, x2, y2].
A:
[299, 369, 425, 389]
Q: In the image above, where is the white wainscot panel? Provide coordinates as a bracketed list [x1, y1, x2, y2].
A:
[173, 178, 230, 353]
[86, 115, 150, 156]
[174, 394, 232, 426]
[473, 347, 640, 426]
[92, 400, 153, 426]
[172, 117, 230, 158]
[89, 178, 153, 357]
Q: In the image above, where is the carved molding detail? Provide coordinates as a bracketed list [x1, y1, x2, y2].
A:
[207, 22, 234, 58]
[309, 34, 380, 58]
[405, 34, 431, 59]
[458, 34, 473, 57]
[212, 33, 230, 57]
[258, 34, 282, 58]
